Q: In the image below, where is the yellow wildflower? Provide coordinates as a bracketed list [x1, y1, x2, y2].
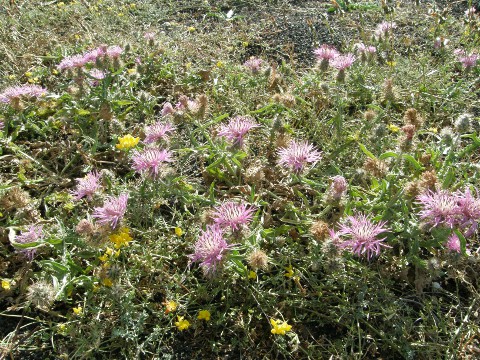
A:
[116, 134, 139, 150]
[127, 68, 137, 75]
[428, 127, 438, 134]
[175, 227, 183, 237]
[102, 278, 113, 287]
[270, 319, 292, 335]
[248, 271, 257, 279]
[388, 124, 400, 133]
[216, 61, 224, 68]
[25, 72, 33, 77]
[175, 316, 190, 331]
[164, 300, 178, 314]
[187, 26, 196, 32]
[386, 61, 396, 67]
[2, 279, 11, 290]
[8, 74, 16, 80]
[197, 310, 211, 321]
[72, 306, 83, 315]
[284, 265, 294, 278]
[109, 228, 133, 249]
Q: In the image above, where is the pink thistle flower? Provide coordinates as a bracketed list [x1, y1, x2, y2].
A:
[458, 53, 479, 69]
[455, 188, 480, 237]
[243, 58, 264, 73]
[465, 7, 476, 17]
[212, 201, 256, 231]
[374, 21, 397, 39]
[144, 32, 156, 40]
[106, 45, 123, 59]
[329, 175, 348, 200]
[445, 233, 461, 253]
[335, 213, 391, 260]
[93, 193, 128, 229]
[82, 48, 104, 64]
[71, 171, 102, 200]
[454, 49, 466, 57]
[190, 225, 234, 275]
[277, 140, 322, 174]
[313, 44, 339, 61]
[0, 84, 47, 105]
[144, 121, 175, 144]
[330, 53, 356, 70]
[87, 69, 106, 86]
[131, 148, 173, 179]
[417, 190, 459, 228]
[217, 116, 259, 147]
[15, 225, 44, 261]
[57, 54, 88, 70]
[161, 102, 175, 116]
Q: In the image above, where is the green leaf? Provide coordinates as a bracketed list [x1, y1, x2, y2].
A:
[402, 154, 424, 171]
[379, 151, 399, 160]
[453, 229, 467, 256]
[358, 143, 376, 160]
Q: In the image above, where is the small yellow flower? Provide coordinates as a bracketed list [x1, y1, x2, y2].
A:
[428, 127, 438, 134]
[57, 323, 67, 334]
[386, 61, 396, 67]
[216, 61, 224, 68]
[74, 34, 81, 40]
[187, 26, 196, 33]
[270, 319, 292, 335]
[175, 227, 183, 237]
[175, 316, 190, 331]
[57, 2, 65, 7]
[197, 310, 211, 321]
[2, 279, 11, 290]
[8, 74, 16, 80]
[116, 134, 139, 150]
[388, 124, 400, 133]
[72, 306, 83, 315]
[98, 253, 109, 262]
[127, 68, 137, 75]
[109, 227, 133, 249]
[25, 71, 33, 77]
[118, 12, 124, 17]
[129, 3, 136, 9]
[284, 265, 294, 278]
[102, 278, 113, 287]
[242, 41, 249, 47]
[164, 300, 178, 314]
[248, 271, 257, 279]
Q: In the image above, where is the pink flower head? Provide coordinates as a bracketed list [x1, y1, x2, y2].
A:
[459, 53, 479, 69]
[161, 102, 175, 116]
[445, 233, 461, 253]
[82, 48, 103, 64]
[190, 225, 234, 275]
[329, 175, 348, 199]
[131, 148, 173, 179]
[93, 193, 128, 229]
[417, 189, 459, 228]
[314, 44, 339, 61]
[57, 54, 88, 70]
[106, 45, 123, 59]
[87, 69, 106, 86]
[144, 121, 175, 144]
[0, 120, 4, 130]
[217, 116, 259, 147]
[277, 140, 322, 174]
[465, 7, 476, 17]
[335, 213, 391, 260]
[243, 58, 264, 73]
[212, 201, 256, 231]
[330, 53, 356, 70]
[144, 32, 156, 40]
[455, 188, 480, 236]
[374, 21, 397, 39]
[71, 171, 101, 200]
[0, 84, 47, 104]
[15, 225, 44, 261]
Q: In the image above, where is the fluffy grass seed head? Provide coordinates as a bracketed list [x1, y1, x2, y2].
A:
[335, 213, 391, 260]
[247, 249, 269, 270]
[93, 193, 128, 229]
[277, 140, 322, 174]
[211, 201, 256, 231]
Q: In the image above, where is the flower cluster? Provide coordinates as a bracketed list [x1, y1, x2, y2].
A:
[71, 171, 101, 200]
[217, 116, 259, 147]
[374, 21, 397, 40]
[332, 213, 391, 260]
[0, 84, 47, 106]
[131, 147, 173, 179]
[57, 45, 123, 71]
[417, 188, 480, 237]
[270, 319, 292, 335]
[328, 175, 348, 200]
[354, 42, 376, 61]
[454, 49, 479, 69]
[109, 227, 133, 249]
[93, 193, 128, 229]
[277, 140, 322, 174]
[116, 134, 140, 150]
[212, 201, 256, 231]
[243, 57, 264, 73]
